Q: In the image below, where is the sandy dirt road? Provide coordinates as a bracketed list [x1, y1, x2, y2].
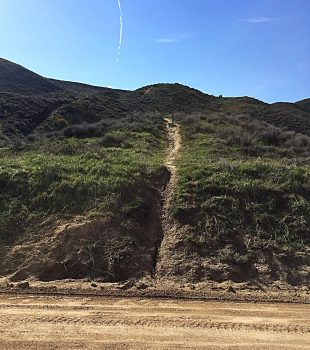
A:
[0, 294, 309, 349]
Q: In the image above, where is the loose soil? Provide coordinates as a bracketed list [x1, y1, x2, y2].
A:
[156, 117, 183, 280]
[0, 294, 309, 349]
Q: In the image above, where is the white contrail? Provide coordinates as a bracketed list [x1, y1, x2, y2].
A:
[117, 0, 123, 63]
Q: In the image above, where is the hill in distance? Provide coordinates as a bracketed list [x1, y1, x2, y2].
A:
[0, 57, 309, 146]
[0, 58, 63, 95]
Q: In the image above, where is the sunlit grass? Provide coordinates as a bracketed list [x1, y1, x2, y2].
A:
[0, 129, 165, 241]
[173, 115, 310, 248]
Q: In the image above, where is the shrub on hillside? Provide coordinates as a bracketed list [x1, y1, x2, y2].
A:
[186, 112, 310, 156]
[100, 134, 125, 148]
[63, 122, 104, 138]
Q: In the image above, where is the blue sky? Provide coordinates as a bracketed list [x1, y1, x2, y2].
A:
[0, 0, 309, 103]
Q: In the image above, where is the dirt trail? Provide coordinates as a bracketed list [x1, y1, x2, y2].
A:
[155, 118, 182, 280]
[162, 117, 181, 219]
[0, 294, 309, 349]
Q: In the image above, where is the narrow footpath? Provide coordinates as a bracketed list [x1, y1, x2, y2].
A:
[155, 117, 182, 281]
[162, 117, 181, 218]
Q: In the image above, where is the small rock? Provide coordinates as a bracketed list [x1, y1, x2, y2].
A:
[94, 277, 105, 283]
[136, 281, 148, 290]
[91, 283, 98, 288]
[46, 286, 57, 292]
[227, 286, 236, 293]
[117, 280, 134, 290]
[17, 281, 29, 289]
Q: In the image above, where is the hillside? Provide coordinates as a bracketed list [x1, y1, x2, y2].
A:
[0, 58, 309, 292]
[158, 112, 310, 286]
[0, 58, 63, 95]
[296, 98, 310, 113]
[1, 58, 310, 145]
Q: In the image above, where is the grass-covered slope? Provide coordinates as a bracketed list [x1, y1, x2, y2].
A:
[166, 112, 310, 285]
[0, 113, 168, 282]
[0, 57, 309, 287]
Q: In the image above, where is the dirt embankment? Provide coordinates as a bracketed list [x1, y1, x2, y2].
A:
[0, 174, 169, 284]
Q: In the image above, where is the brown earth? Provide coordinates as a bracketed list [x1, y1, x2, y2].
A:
[156, 117, 184, 281]
[0, 294, 309, 349]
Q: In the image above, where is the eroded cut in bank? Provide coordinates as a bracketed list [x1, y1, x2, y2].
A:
[154, 117, 181, 281]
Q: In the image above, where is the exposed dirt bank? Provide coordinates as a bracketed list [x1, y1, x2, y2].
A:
[1, 277, 309, 304]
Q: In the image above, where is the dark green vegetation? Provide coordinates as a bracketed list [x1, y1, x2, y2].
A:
[1, 57, 310, 146]
[0, 58, 63, 95]
[0, 58, 309, 286]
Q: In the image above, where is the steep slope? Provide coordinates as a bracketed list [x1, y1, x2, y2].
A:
[49, 78, 128, 97]
[156, 118, 183, 281]
[0, 58, 63, 95]
[296, 98, 310, 113]
[0, 59, 68, 144]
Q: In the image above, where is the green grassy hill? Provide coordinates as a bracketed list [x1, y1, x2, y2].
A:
[167, 112, 310, 285]
[0, 58, 309, 288]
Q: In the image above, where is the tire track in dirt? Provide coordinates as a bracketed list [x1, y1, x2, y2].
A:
[0, 314, 309, 334]
[0, 296, 309, 349]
